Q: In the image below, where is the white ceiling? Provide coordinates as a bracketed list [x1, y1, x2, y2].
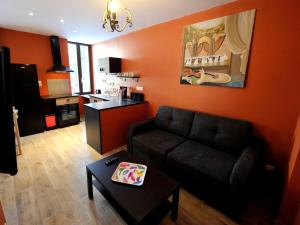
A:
[0, 0, 235, 44]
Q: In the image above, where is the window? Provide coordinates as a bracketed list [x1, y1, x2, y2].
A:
[67, 42, 92, 94]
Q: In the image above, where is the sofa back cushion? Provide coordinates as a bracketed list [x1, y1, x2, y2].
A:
[189, 112, 252, 155]
[155, 106, 195, 137]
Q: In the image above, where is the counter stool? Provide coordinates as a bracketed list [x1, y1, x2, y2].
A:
[13, 107, 22, 155]
[0, 202, 6, 225]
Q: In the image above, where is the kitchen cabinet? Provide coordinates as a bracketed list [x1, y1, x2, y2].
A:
[56, 97, 79, 106]
[98, 57, 121, 73]
[41, 94, 80, 129]
[41, 98, 56, 115]
[89, 96, 103, 103]
[41, 98, 56, 130]
[84, 98, 148, 154]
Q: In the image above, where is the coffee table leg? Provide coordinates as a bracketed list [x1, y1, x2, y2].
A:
[87, 168, 93, 200]
[171, 187, 180, 221]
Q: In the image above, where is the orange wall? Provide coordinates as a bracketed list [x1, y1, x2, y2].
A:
[279, 115, 300, 224]
[0, 28, 70, 95]
[294, 206, 300, 225]
[93, 0, 300, 170]
[100, 103, 149, 153]
[288, 116, 300, 181]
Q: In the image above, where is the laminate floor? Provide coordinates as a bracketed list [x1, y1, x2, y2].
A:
[0, 123, 275, 225]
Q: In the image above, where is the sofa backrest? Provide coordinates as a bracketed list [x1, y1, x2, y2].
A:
[155, 106, 195, 137]
[189, 112, 252, 155]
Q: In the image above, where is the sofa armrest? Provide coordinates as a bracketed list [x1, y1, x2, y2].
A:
[229, 147, 262, 192]
[127, 118, 156, 153]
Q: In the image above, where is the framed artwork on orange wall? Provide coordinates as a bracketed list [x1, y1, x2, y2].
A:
[180, 9, 256, 88]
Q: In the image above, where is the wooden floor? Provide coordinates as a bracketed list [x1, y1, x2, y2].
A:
[0, 122, 272, 225]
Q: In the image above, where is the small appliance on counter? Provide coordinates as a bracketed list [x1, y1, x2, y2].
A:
[120, 86, 128, 98]
[130, 92, 144, 101]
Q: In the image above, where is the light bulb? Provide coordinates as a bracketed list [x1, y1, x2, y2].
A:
[108, 0, 120, 13]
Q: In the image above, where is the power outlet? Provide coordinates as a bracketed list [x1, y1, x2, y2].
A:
[38, 80, 42, 87]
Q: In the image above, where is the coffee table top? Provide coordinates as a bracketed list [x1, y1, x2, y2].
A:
[87, 151, 179, 224]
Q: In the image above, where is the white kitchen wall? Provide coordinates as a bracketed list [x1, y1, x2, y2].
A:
[92, 43, 140, 96]
[94, 73, 139, 96]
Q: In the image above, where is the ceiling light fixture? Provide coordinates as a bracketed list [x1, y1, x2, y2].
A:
[29, 12, 34, 16]
[102, 0, 133, 32]
[60, 19, 64, 23]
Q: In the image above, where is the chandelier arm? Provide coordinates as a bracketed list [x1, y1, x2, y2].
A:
[109, 21, 116, 32]
[115, 21, 130, 32]
[124, 8, 132, 22]
[102, 9, 115, 32]
[115, 8, 132, 32]
[102, 0, 133, 32]
[104, 18, 115, 32]
[106, 26, 114, 32]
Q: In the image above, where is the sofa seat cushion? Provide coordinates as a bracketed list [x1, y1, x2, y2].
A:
[166, 140, 237, 184]
[132, 129, 186, 168]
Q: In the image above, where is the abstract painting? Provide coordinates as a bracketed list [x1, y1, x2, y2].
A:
[180, 9, 256, 88]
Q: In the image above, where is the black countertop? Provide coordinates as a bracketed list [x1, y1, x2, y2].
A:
[41, 94, 79, 100]
[84, 95, 146, 111]
[81, 94, 91, 99]
[81, 94, 113, 101]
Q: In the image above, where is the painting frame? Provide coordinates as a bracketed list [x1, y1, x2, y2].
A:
[180, 9, 256, 88]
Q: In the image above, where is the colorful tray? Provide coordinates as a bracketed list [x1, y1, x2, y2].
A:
[111, 162, 147, 186]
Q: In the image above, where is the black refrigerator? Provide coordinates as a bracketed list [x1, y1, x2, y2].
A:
[0, 47, 17, 175]
[10, 64, 44, 137]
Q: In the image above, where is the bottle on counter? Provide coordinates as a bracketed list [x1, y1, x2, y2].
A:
[120, 86, 128, 99]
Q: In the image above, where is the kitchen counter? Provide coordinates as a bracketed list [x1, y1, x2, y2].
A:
[84, 96, 146, 111]
[84, 96, 148, 154]
[81, 94, 111, 100]
[81, 94, 91, 100]
[41, 93, 79, 100]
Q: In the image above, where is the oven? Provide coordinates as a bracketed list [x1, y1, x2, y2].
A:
[56, 97, 80, 127]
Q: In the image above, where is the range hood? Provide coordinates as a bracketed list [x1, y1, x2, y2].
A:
[47, 35, 73, 73]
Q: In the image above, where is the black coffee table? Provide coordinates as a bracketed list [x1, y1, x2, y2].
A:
[86, 151, 180, 225]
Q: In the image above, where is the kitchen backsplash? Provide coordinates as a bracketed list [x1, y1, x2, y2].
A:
[47, 79, 70, 95]
[94, 73, 140, 96]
